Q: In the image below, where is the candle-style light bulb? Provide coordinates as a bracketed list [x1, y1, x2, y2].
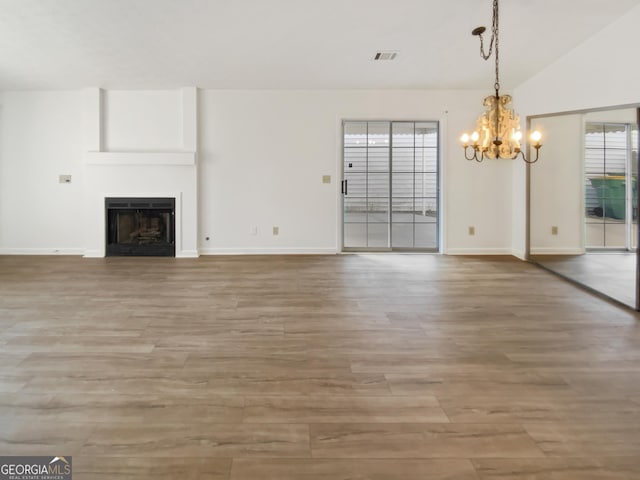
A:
[530, 130, 542, 144]
[512, 131, 523, 142]
[460, 133, 470, 144]
[470, 131, 480, 143]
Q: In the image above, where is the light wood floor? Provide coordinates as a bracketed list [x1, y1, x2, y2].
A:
[531, 253, 637, 308]
[1, 254, 640, 479]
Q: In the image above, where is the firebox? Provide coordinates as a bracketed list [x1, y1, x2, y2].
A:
[105, 197, 175, 256]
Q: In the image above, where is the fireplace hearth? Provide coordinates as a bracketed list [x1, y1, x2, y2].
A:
[105, 198, 175, 256]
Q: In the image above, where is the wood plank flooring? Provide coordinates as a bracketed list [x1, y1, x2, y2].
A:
[0, 254, 639, 479]
[531, 253, 637, 308]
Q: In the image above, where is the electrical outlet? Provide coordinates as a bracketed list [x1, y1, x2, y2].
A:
[250, 226, 257, 236]
[322, 175, 331, 184]
[273, 226, 279, 236]
[551, 226, 558, 235]
[468, 226, 475, 236]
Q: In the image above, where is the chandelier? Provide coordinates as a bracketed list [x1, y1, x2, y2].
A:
[460, 0, 542, 163]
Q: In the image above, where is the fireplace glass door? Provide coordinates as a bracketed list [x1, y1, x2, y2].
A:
[106, 198, 175, 256]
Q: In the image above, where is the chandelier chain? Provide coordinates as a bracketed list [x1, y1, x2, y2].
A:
[478, 0, 500, 94]
[478, 23, 494, 60]
[493, 0, 499, 94]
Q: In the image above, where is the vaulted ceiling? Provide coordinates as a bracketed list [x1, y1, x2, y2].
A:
[0, 0, 638, 90]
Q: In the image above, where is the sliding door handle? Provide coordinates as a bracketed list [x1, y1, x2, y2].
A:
[342, 179, 348, 195]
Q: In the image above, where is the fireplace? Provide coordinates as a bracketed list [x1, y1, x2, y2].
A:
[105, 197, 175, 257]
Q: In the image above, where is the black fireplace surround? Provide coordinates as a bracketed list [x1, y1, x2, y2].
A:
[105, 197, 175, 257]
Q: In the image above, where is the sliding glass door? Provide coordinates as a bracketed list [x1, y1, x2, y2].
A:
[391, 122, 439, 249]
[342, 121, 439, 251]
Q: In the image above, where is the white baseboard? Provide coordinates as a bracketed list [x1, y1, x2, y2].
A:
[530, 247, 584, 255]
[84, 250, 200, 258]
[177, 250, 200, 258]
[2, 246, 528, 258]
[84, 250, 201, 258]
[512, 249, 527, 260]
[445, 248, 514, 255]
[0, 248, 84, 255]
[199, 247, 338, 255]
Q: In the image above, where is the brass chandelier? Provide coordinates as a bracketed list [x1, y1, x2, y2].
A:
[460, 0, 542, 163]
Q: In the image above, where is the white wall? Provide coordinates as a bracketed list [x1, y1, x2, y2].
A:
[512, 4, 640, 258]
[0, 88, 517, 256]
[584, 108, 638, 125]
[103, 90, 183, 152]
[0, 91, 85, 254]
[198, 89, 513, 254]
[529, 114, 583, 254]
[514, 5, 640, 116]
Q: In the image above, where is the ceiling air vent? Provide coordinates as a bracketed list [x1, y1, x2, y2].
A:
[373, 51, 398, 61]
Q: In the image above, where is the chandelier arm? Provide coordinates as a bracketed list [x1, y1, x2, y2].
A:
[522, 147, 541, 164]
[464, 146, 479, 161]
[512, 148, 540, 164]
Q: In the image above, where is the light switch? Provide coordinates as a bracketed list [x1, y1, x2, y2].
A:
[59, 175, 72, 184]
[273, 226, 279, 236]
[322, 175, 331, 184]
